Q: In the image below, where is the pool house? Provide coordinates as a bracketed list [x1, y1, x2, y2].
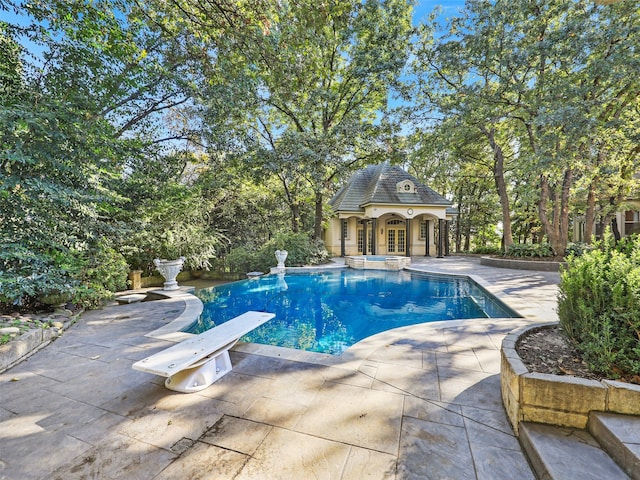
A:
[325, 162, 457, 258]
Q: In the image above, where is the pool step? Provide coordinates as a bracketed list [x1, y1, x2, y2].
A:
[589, 412, 640, 480]
[519, 421, 630, 479]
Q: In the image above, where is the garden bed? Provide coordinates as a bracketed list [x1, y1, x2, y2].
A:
[501, 323, 640, 435]
[0, 308, 82, 373]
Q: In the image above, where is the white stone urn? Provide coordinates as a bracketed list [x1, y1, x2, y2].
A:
[275, 250, 288, 269]
[154, 257, 185, 291]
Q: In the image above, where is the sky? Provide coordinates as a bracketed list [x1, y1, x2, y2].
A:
[412, 0, 466, 25]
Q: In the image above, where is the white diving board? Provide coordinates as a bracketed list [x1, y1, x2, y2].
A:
[133, 311, 274, 393]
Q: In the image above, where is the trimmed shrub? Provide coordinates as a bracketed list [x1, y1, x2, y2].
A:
[472, 246, 503, 255]
[506, 242, 554, 258]
[557, 234, 640, 378]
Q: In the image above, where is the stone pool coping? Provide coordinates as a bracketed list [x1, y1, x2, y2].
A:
[501, 322, 640, 435]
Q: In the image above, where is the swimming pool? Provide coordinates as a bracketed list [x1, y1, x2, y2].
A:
[187, 269, 519, 355]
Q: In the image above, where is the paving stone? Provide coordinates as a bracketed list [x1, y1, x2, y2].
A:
[67, 410, 130, 444]
[256, 369, 325, 407]
[469, 442, 535, 480]
[366, 343, 424, 369]
[0, 429, 93, 480]
[242, 395, 308, 430]
[439, 374, 504, 411]
[398, 416, 475, 480]
[460, 405, 517, 438]
[49, 433, 176, 480]
[403, 397, 465, 427]
[342, 446, 397, 480]
[589, 412, 640, 479]
[154, 441, 248, 480]
[322, 365, 375, 388]
[436, 351, 485, 372]
[195, 371, 275, 416]
[473, 346, 502, 373]
[235, 427, 351, 480]
[373, 363, 440, 400]
[295, 381, 404, 455]
[202, 415, 272, 455]
[0, 257, 566, 480]
[117, 394, 225, 450]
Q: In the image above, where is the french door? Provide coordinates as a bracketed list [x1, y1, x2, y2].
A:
[387, 227, 405, 254]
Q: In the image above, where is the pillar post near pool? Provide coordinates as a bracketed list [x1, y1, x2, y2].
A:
[362, 219, 367, 255]
[445, 220, 450, 256]
[425, 219, 430, 256]
[371, 218, 377, 255]
[437, 219, 444, 258]
[405, 218, 411, 257]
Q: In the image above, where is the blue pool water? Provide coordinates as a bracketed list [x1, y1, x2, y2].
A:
[187, 269, 519, 355]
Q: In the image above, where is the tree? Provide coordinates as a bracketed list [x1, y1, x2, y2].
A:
[0, 0, 224, 308]
[408, 0, 639, 255]
[408, 4, 537, 251]
[173, 0, 414, 239]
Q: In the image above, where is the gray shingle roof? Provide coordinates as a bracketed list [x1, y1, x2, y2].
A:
[329, 163, 452, 212]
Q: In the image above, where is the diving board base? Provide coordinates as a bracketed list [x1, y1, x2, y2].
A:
[133, 311, 275, 393]
[165, 350, 232, 393]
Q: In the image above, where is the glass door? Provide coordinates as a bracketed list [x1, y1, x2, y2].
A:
[387, 227, 406, 254]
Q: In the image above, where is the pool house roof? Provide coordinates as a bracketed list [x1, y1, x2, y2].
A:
[329, 162, 453, 214]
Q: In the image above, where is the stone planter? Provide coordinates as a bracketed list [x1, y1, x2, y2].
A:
[481, 256, 565, 272]
[154, 257, 186, 291]
[501, 323, 640, 435]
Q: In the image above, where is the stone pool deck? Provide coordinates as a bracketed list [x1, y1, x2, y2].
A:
[0, 256, 560, 479]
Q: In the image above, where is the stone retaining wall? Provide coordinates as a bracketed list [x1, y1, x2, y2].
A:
[501, 323, 640, 435]
[0, 313, 80, 373]
[481, 256, 564, 272]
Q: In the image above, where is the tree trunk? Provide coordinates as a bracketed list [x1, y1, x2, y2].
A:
[612, 217, 621, 241]
[538, 168, 573, 256]
[559, 167, 573, 253]
[481, 126, 513, 251]
[291, 203, 300, 233]
[584, 179, 597, 244]
[313, 190, 323, 240]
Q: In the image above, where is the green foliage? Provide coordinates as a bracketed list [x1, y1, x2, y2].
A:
[558, 235, 640, 378]
[408, 0, 640, 255]
[118, 170, 224, 272]
[226, 233, 329, 273]
[0, 244, 79, 312]
[565, 242, 594, 258]
[472, 246, 503, 255]
[0, 241, 129, 312]
[505, 243, 554, 258]
[76, 243, 129, 307]
[193, 0, 415, 238]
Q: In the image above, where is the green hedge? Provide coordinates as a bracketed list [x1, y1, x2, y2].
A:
[472, 246, 503, 255]
[226, 233, 329, 273]
[505, 242, 554, 258]
[557, 234, 640, 378]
